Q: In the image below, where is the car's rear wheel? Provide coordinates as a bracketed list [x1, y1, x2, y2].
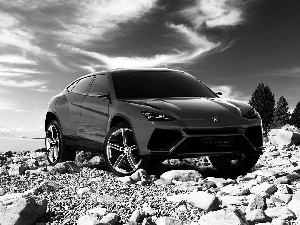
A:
[209, 154, 260, 175]
[103, 123, 143, 176]
[45, 120, 75, 165]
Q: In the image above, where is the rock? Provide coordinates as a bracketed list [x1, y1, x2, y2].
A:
[264, 207, 296, 220]
[292, 189, 300, 200]
[97, 195, 116, 205]
[77, 187, 95, 196]
[8, 163, 30, 176]
[277, 185, 293, 194]
[49, 161, 81, 174]
[271, 218, 287, 225]
[87, 206, 107, 216]
[220, 184, 250, 196]
[246, 209, 271, 224]
[3, 150, 13, 157]
[220, 196, 249, 206]
[117, 176, 133, 184]
[275, 176, 291, 185]
[198, 208, 248, 225]
[156, 217, 183, 225]
[0, 196, 47, 225]
[143, 204, 157, 216]
[160, 170, 202, 183]
[0, 188, 5, 196]
[88, 155, 105, 166]
[0, 166, 8, 176]
[142, 217, 156, 225]
[250, 182, 277, 195]
[269, 129, 300, 147]
[166, 191, 220, 211]
[247, 195, 266, 212]
[287, 199, 300, 217]
[136, 180, 151, 186]
[129, 209, 143, 223]
[76, 214, 100, 225]
[130, 169, 147, 183]
[100, 213, 119, 225]
[154, 178, 172, 185]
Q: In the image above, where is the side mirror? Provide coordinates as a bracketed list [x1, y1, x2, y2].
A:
[215, 92, 222, 96]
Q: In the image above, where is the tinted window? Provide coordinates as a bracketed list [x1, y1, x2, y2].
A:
[88, 75, 109, 96]
[67, 80, 78, 92]
[71, 76, 94, 95]
[112, 71, 217, 99]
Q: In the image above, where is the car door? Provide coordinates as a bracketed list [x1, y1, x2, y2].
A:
[65, 76, 94, 135]
[80, 74, 110, 149]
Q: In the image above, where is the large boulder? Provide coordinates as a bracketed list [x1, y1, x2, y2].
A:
[268, 129, 300, 147]
[0, 196, 47, 225]
[166, 191, 220, 211]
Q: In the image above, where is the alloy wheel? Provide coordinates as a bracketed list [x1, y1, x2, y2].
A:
[106, 127, 142, 175]
[46, 124, 60, 164]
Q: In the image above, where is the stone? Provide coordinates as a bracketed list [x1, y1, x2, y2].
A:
[0, 188, 5, 196]
[250, 182, 277, 195]
[271, 218, 287, 225]
[154, 178, 172, 185]
[0, 196, 47, 225]
[198, 208, 248, 225]
[287, 199, 300, 217]
[143, 204, 157, 216]
[97, 195, 116, 205]
[118, 176, 133, 184]
[247, 195, 266, 211]
[77, 187, 95, 196]
[277, 185, 293, 194]
[142, 217, 156, 225]
[246, 209, 271, 224]
[156, 217, 183, 225]
[0, 166, 8, 176]
[50, 161, 81, 174]
[88, 155, 105, 166]
[268, 129, 300, 147]
[166, 191, 220, 211]
[76, 214, 100, 225]
[136, 180, 151, 186]
[276, 194, 292, 204]
[220, 196, 249, 206]
[292, 189, 300, 200]
[129, 209, 143, 223]
[221, 185, 250, 196]
[8, 163, 30, 176]
[130, 169, 147, 183]
[87, 206, 107, 216]
[100, 213, 119, 225]
[3, 150, 13, 157]
[264, 207, 296, 220]
[160, 170, 202, 183]
[275, 176, 291, 185]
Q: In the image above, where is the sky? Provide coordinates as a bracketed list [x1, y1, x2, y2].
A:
[0, 0, 299, 131]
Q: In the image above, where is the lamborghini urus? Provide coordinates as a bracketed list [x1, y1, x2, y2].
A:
[45, 68, 263, 176]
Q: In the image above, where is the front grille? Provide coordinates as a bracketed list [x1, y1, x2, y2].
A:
[176, 135, 252, 154]
[183, 127, 241, 136]
[148, 129, 182, 151]
[244, 126, 263, 148]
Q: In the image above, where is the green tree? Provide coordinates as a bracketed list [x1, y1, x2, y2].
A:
[272, 96, 290, 128]
[249, 83, 275, 135]
[290, 101, 300, 128]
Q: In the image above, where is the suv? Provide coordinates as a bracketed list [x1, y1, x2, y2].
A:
[45, 68, 263, 176]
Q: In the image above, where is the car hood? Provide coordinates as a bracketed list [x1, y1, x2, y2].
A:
[124, 98, 251, 120]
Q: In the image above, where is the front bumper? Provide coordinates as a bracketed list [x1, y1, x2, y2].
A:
[131, 118, 263, 160]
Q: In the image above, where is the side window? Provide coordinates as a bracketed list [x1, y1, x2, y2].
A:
[71, 76, 94, 95]
[87, 75, 109, 96]
[67, 80, 78, 92]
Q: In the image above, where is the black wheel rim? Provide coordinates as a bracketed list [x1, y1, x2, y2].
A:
[212, 154, 246, 169]
[106, 127, 142, 175]
[45, 124, 60, 164]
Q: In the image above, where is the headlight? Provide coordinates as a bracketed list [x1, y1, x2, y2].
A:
[243, 108, 261, 119]
[141, 111, 176, 121]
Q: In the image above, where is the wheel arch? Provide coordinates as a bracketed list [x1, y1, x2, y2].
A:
[45, 111, 60, 131]
[109, 115, 131, 130]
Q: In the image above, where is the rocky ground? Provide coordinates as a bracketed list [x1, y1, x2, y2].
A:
[1, 127, 300, 225]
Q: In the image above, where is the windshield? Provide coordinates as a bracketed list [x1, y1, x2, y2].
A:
[112, 71, 217, 99]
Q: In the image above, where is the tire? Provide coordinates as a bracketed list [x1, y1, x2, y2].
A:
[103, 123, 144, 176]
[45, 120, 75, 165]
[209, 154, 260, 176]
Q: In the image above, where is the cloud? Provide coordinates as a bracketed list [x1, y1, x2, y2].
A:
[0, 97, 17, 111]
[59, 0, 157, 43]
[0, 55, 37, 64]
[0, 78, 47, 88]
[181, 0, 243, 28]
[210, 85, 248, 102]
[0, 66, 41, 74]
[271, 67, 300, 77]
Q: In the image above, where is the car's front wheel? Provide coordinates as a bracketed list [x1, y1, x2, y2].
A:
[103, 123, 143, 176]
[209, 154, 260, 175]
[45, 120, 75, 165]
